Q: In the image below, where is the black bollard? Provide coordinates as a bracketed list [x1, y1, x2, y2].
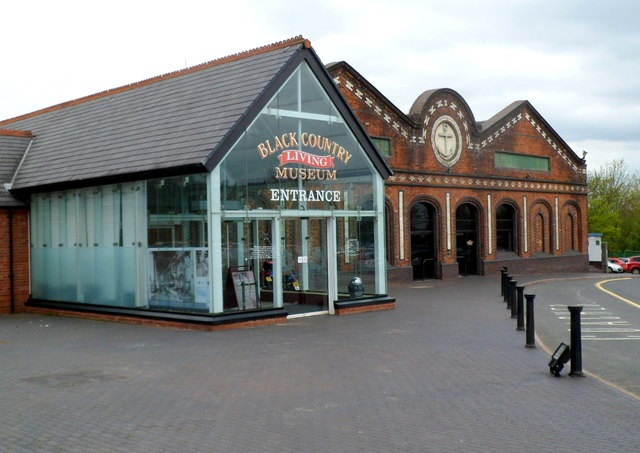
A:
[516, 285, 525, 330]
[568, 306, 585, 377]
[509, 280, 517, 316]
[500, 267, 508, 297]
[525, 294, 536, 348]
[504, 276, 512, 303]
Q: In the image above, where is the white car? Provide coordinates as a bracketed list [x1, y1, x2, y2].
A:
[607, 261, 624, 273]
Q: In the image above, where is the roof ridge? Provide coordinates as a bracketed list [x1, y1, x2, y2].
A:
[0, 129, 33, 137]
[0, 36, 310, 127]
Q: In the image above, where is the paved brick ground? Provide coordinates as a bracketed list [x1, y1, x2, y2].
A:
[1, 275, 638, 452]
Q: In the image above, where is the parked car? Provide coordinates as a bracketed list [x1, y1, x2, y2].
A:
[625, 256, 640, 274]
[607, 261, 624, 273]
[608, 257, 629, 272]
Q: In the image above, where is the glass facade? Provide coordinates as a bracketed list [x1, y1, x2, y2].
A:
[29, 62, 387, 317]
[214, 62, 386, 315]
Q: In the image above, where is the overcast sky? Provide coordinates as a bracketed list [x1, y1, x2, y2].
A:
[2, 0, 639, 174]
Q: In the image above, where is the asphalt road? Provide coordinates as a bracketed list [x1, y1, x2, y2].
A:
[525, 275, 640, 397]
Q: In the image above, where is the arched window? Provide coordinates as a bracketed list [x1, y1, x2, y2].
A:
[562, 202, 581, 253]
[565, 213, 576, 251]
[496, 204, 516, 252]
[534, 212, 549, 254]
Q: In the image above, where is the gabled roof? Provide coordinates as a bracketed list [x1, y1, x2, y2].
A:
[476, 99, 585, 167]
[327, 61, 415, 128]
[1, 36, 390, 195]
[476, 100, 526, 133]
[0, 129, 32, 206]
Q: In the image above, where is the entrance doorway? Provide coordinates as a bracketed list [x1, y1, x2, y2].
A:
[410, 202, 438, 279]
[456, 203, 479, 275]
[221, 217, 330, 315]
[281, 218, 329, 315]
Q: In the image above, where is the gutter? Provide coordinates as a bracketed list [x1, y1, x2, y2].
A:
[3, 136, 35, 192]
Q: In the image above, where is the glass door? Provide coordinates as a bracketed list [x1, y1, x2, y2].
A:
[281, 218, 329, 315]
[221, 218, 275, 312]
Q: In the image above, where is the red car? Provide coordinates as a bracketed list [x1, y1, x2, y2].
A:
[626, 256, 640, 275]
[608, 257, 629, 272]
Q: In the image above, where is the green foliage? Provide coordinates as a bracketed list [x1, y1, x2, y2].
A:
[588, 159, 640, 253]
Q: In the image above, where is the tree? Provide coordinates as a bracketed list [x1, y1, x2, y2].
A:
[588, 159, 640, 254]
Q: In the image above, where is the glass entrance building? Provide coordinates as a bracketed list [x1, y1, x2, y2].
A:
[3, 37, 393, 325]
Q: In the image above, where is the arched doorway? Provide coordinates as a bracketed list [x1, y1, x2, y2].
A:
[456, 203, 479, 275]
[410, 202, 438, 279]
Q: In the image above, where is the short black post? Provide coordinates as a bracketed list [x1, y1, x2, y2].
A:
[525, 293, 536, 348]
[500, 268, 506, 297]
[509, 279, 517, 317]
[568, 305, 585, 377]
[516, 285, 525, 330]
[504, 276, 512, 303]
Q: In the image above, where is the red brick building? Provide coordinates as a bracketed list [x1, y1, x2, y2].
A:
[328, 62, 589, 280]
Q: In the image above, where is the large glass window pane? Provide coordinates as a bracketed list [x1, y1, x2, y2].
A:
[336, 216, 377, 298]
[30, 185, 139, 306]
[147, 175, 208, 248]
[147, 174, 208, 312]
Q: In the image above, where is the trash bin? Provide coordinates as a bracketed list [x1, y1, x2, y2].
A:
[348, 277, 364, 298]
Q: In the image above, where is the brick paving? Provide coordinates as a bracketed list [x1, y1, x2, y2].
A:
[1, 275, 638, 452]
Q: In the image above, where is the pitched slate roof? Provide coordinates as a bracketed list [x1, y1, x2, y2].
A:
[0, 130, 32, 206]
[0, 37, 316, 193]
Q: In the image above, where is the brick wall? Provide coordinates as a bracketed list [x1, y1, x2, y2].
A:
[0, 208, 30, 314]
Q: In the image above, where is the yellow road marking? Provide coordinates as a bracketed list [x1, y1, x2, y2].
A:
[596, 278, 640, 309]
